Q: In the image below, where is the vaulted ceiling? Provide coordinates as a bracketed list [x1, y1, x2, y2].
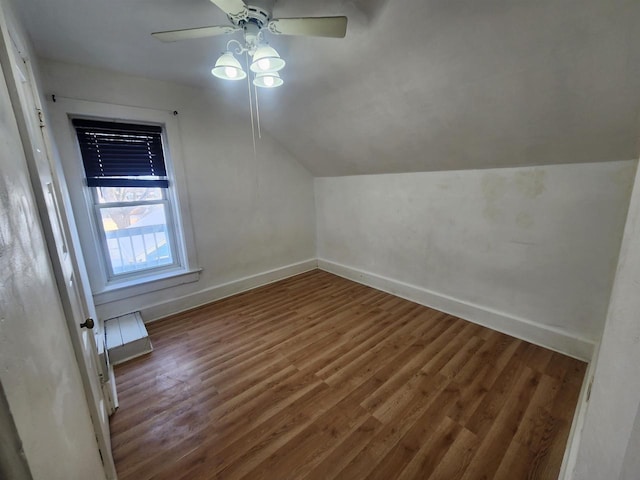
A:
[13, 0, 640, 176]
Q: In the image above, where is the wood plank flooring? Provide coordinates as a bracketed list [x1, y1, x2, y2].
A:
[110, 270, 587, 480]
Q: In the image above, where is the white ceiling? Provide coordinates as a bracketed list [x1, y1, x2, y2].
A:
[13, 0, 640, 176]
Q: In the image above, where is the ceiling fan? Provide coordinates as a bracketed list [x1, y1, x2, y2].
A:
[152, 0, 347, 44]
[153, 0, 347, 86]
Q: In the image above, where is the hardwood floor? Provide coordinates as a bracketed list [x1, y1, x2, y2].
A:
[110, 270, 587, 480]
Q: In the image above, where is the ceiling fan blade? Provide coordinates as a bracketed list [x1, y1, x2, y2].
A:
[267, 16, 348, 38]
[209, 0, 248, 21]
[152, 25, 240, 42]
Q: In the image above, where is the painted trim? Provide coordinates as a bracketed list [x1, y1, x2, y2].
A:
[318, 258, 594, 361]
[558, 341, 601, 480]
[93, 268, 201, 305]
[141, 259, 318, 322]
[47, 97, 200, 298]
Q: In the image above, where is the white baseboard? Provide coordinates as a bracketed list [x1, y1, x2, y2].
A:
[318, 259, 594, 361]
[141, 259, 318, 322]
[141, 257, 595, 360]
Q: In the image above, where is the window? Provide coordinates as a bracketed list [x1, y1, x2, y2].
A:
[49, 99, 198, 304]
[73, 119, 180, 279]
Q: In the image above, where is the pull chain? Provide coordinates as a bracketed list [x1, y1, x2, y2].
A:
[254, 83, 262, 139]
[245, 51, 257, 159]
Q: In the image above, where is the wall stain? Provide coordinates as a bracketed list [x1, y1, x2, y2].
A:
[515, 169, 546, 198]
[516, 212, 534, 229]
[482, 173, 507, 221]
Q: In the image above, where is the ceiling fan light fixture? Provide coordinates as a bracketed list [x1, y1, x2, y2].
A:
[211, 51, 247, 80]
[253, 71, 284, 88]
[250, 45, 286, 73]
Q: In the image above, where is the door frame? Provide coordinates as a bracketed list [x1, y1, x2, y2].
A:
[0, 21, 117, 480]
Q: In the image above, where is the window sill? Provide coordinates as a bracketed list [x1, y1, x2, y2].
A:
[93, 267, 201, 306]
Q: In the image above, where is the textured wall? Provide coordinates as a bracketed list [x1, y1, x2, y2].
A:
[620, 404, 640, 479]
[0, 4, 105, 477]
[316, 161, 635, 344]
[572, 163, 640, 479]
[43, 59, 316, 320]
[10, 0, 640, 176]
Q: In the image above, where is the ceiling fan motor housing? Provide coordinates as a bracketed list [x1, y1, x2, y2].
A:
[231, 0, 274, 29]
[232, 0, 275, 48]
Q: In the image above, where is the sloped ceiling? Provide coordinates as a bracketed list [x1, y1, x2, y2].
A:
[13, 0, 640, 176]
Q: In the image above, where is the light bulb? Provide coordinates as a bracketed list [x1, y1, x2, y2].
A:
[212, 52, 246, 80]
[258, 58, 271, 71]
[253, 72, 283, 88]
[250, 45, 285, 73]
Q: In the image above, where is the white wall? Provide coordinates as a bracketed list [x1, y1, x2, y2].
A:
[42, 59, 316, 320]
[316, 161, 635, 358]
[571, 162, 640, 479]
[621, 403, 640, 480]
[0, 1, 106, 478]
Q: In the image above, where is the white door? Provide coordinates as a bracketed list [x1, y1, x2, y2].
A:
[8, 39, 118, 479]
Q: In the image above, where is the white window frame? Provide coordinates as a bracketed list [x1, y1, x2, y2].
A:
[90, 185, 180, 280]
[48, 98, 200, 305]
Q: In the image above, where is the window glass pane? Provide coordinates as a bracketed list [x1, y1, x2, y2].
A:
[99, 203, 174, 275]
[96, 186, 163, 204]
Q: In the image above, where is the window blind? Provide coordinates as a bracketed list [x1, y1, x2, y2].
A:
[73, 119, 169, 188]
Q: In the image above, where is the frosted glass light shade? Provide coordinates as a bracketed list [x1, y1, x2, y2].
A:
[253, 71, 283, 88]
[211, 52, 246, 80]
[250, 45, 286, 73]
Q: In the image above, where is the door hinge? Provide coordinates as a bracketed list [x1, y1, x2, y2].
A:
[586, 379, 593, 402]
[37, 108, 45, 128]
[96, 435, 104, 465]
